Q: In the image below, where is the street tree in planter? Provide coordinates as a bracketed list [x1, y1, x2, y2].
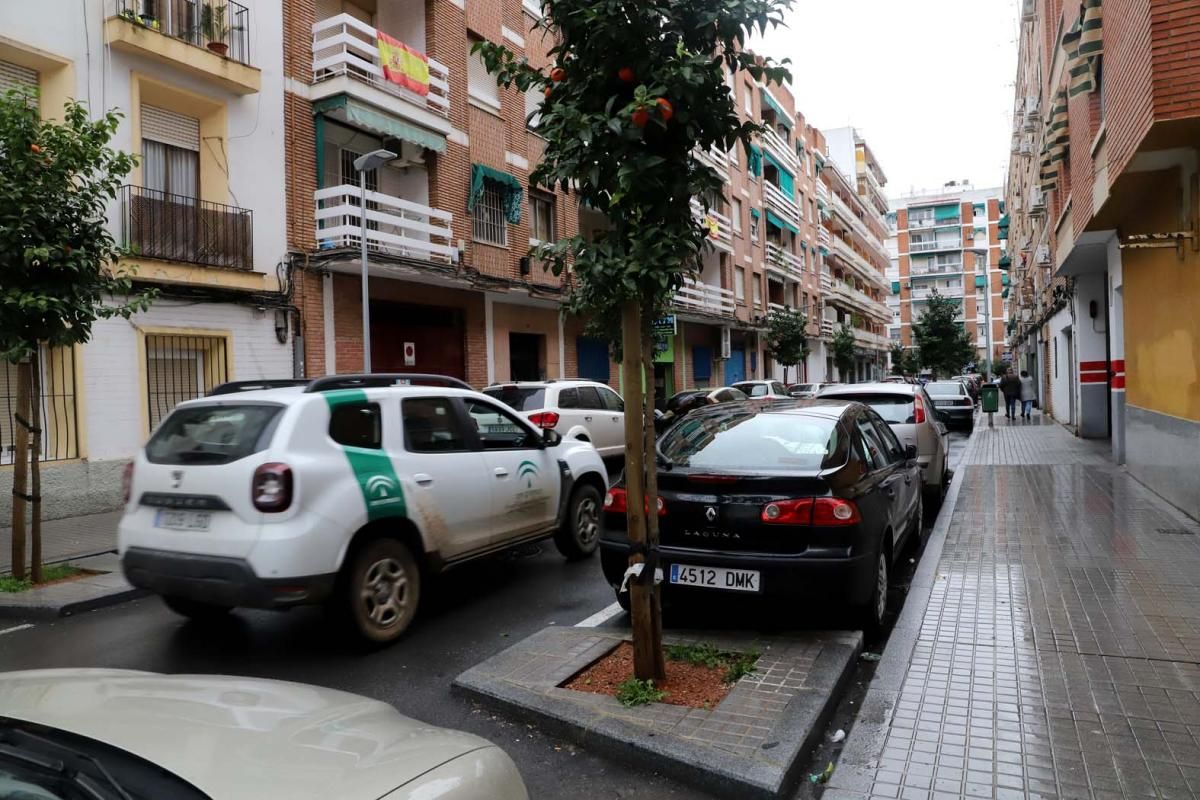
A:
[475, 0, 791, 680]
[913, 290, 975, 379]
[0, 90, 154, 582]
[764, 308, 808, 384]
[832, 324, 857, 382]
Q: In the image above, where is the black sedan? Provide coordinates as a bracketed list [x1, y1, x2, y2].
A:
[924, 380, 976, 431]
[600, 399, 924, 629]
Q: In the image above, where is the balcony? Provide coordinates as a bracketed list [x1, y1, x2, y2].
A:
[314, 184, 455, 263]
[910, 261, 964, 277]
[674, 277, 735, 317]
[766, 242, 804, 278]
[908, 215, 960, 230]
[820, 319, 835, 337]
[120, 185, 252, 269]
[909, 238, 962, 254]
[691, 200, 734, 253]
[312, 14, 451, 134]
[828, 235, 889, 291]
[107, 0, 259, 94]
[761, 127, 799, 174]
[763, 181, 801, 225]
[819, 269, 833, 291]
[911, 285, 964, 301]
[768, 301, 792, 316]
[695, 147, 730, 182]
[817, 224, 832, 251]
[853, 329, 890, 350]
[815, 180, 830, 206]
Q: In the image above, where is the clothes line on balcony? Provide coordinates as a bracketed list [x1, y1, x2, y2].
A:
[313, 96, 446, 153]
[468, 164, 522, 223]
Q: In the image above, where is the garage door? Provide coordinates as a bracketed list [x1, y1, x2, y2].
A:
[370, 302, 466, 379]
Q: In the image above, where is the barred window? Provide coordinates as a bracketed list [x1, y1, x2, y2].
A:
[1, 346, 79, 465]
[473, 179, 508, 246]
[145, 334, 230, 430]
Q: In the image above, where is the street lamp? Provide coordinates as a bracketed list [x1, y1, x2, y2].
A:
[353, 148, 396, 373]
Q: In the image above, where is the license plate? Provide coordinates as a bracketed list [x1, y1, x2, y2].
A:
[934, 400, 955, 407]
[669, 563, 760, 593]
[154, 510, 212, 531]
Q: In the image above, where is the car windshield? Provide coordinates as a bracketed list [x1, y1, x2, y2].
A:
[927, 382, 966, 395]
[483, 386, 546, 411]
[790, 384, 814, 393]
[146, 404, 283, 465]
[659, 410, 844, 471]
[829, 394, 916, 424]
[732, 382, 768, 397]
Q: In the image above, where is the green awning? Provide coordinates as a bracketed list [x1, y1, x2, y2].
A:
[1001, 273, 1010, 286]
[999, 213, 1010, 227]
[759, 89, 793, 128]
[999, 254, 1012, 269]
[765, 209, 799, 235]
[314, 96, 447, 153]
[975, 275, 986, 288]
[1002, 287, 1010, 298]
[748, 145, 763, 177]
[749, 207, 761, 218]
[469, 164, 522, 223]
[892, 281, 901, 294]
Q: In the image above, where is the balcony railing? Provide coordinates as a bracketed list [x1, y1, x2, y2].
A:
[909, 216, 960, 229]
[853, 329, 890, 350]
[691, 200, 733, 253]
[911, 286, 964, 300]
[820, 319, 835, 337]
[768, 301, 791, 316]
[766, 242, 804, 277]
[820, 269, 833, 290]
[910, 262, 964, 277]
[815, 180, 830, 205]
[828, 235, 889, 291]
[312, 13, 450, 117]
[818, 225, 832, 250]
[674, 277, 735, 316]
[827, 280, 891, 322]
[695, 147, 729, 181]
[117, 0, 251, 65]
[315, 184, 455, 263]
[120, 185, 253, 269]
[763, 181, 801, 224]
[761, 127, 799, 173]
[909, 238, 962, 253]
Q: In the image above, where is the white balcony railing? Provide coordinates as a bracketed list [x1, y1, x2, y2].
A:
[763, 180, 802, 225]
[828, 235, 889, 291]
[315, 184, 455, 263]
[690, 200, 734, 253]
[695, 147, 730, 181]
[853, 329, 890, 350]
[820, 269, 833, 290]
[827, 281, 891, 322]
[908, 216, 960, 230]
[761, 127, 800, 173]
[768, 301, 791, 316]
[766, 242, 804, 277]
[911, 286, 964, 300]
[312, 14, 450, 117]
[674, 277, 735, 316]
[815, 180, 830, 206]
[909, 238, 962, 253]
[818, 225, 832, 250]
[820, 319, 835, 337]
[910, 262, 963, 277]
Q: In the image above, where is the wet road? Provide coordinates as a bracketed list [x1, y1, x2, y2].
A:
[0, 431, 972, 799]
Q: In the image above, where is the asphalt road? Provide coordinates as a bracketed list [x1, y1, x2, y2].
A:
[0, 431, 971, 800]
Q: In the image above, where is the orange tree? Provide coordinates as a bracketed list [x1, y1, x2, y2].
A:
[475, 0, 791, 680]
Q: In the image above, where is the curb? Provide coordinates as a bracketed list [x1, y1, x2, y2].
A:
[0, 586, 148, 621]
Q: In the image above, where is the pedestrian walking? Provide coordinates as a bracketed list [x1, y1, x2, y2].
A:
[1019, 370, 1036, 420]
[1000, 368, 1021, 420]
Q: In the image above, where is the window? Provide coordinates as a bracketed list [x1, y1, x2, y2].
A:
[869, 413, 905, 463]
[141, 105, 200, 198]
[483, 385, 545, 410]
[598, 386, 624, 411]
[144, 333, 229, 430]
[146, 404, 282, 466]
[576, 386, 604, 409]
[524, 85, 543, 129]
[734, 267, 746, 300]
[802, 291, 810, 313]
[403, 397, 468, 453]
[0, 60, 38, 102]
[659, 409, 844, 471]
[809, 198, 816, 221]
[557, 387, 579, 408]
[731, 198, 743, 234]
[799, 192, 806, 219]
[752, 275, 762, 306]
[530, 192, 555, 242]
[799, 248, 807, 272]
[330, 402, 382, 449]
[467, 40, 501, 111]
[855, 416, 887, 471]
[743, 83, 753, 116]
[473, 179, 508, 246]
[771, 382, 787, 395]
[750, 213, 760, 242]
[464, 399, 540, 449]
[0, 346, 79, 465]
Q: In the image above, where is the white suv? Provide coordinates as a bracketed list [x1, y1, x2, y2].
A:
[118, 374, 609, 645]
[483, 380, 625, 458]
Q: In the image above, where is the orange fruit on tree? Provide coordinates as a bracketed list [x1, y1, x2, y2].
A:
[618, 67, 635, 83]
[631, 107, 650, 128]
[656, 98, 674, 122]
[550, 67, 566, 82]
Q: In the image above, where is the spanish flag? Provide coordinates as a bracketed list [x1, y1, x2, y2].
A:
[377, 32, 430, 96]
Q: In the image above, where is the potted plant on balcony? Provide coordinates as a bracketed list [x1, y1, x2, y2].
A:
[199, 3, 241, 56]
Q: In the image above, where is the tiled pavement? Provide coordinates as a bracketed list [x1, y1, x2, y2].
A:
[826, 413, 1200, 800]
[0, 510, 120, 574]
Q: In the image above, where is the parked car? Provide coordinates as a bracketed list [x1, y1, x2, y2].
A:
[951, 374, 981, 405]
[118, 374, 609, 645]
[881, 376, 918, 385]
[786, 382, 837, 398]
[924, 380, 976, 431]
[600, 399, 924, 629]
[816, 382, 951, 509]
[484, 379, 625, 458]
[731, 380, 791, 399]
[0, 669, 529, 800]
[657, 387, 749, 433]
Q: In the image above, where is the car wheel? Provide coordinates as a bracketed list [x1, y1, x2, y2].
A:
[614, 589, 631, 612]
[162, 595, 233, 622]
[344, 538, 421, 646]
[554, 484, 602, 560]
[857, 545, 889, 632]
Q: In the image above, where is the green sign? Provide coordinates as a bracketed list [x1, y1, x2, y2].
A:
[324, 390, 407, 521]
[654, 334, 675, 363]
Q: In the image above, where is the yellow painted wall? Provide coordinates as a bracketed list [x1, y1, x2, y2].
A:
[131, 73, 229, 205]
[0, 37, 74, 121]
[491, 303, 562, 381]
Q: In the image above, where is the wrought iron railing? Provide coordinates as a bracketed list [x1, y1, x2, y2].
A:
[116, 0, 251, 65]
[1, 346, 79, 465]
[121, 185, 253, 270]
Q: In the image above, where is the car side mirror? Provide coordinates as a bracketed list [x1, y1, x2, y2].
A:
[904, 444, 918, 461]
[542, 429, 562, 447]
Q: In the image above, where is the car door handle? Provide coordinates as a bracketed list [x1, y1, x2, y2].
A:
[414, 473, 434, 486]
[584, 416, 593, 422]
[494, 467, 509, 478]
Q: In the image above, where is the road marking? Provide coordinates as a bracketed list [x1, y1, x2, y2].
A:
[575, 602, 624, 628]
[0, 624, 34, 637]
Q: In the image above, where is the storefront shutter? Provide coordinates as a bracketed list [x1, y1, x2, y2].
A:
[141, 104, 200, 151]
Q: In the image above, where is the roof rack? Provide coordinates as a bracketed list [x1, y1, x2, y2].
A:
[303, 373, 473, 393]
[209, 379, 310, 396]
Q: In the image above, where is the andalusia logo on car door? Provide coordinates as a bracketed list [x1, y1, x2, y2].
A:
[518, 460, 539, 488]
[325, 390, 407, 521]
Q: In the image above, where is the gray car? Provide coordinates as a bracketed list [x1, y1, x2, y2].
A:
[817, 382, 951, 510]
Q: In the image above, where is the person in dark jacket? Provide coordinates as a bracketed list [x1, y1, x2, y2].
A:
[1000, 368, 1021, 419]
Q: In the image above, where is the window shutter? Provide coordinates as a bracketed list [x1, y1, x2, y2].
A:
[141, 105, 200, 151]
[467, 44, 500, 108]
[524, 86, 541, 128]
[0, 60, 38, 100]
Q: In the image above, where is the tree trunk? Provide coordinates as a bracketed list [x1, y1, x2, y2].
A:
[641, 311, 666, 680]
[621, 300, 664, 682]
[9, 362, 30, 581]
[29, 350, 43, 584]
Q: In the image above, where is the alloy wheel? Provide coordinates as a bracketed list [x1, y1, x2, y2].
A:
[874, 551, 888, 623]
[576, 495, 600, 548]
[360, 557, 410, 629]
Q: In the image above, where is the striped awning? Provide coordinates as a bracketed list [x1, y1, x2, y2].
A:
[1039, 88, 1069, 191]
[1067, 0, 1103, 97]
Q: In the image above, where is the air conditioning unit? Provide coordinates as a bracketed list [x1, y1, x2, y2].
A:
[382, 138, 427, 168]
[1021, 0, 1036, 22]
[719, 326, 732, 360]
[1035, 244, 1051, 265]
[1019, 139, 1033, 155]
[1029, 187, 1046, 213]
[1025, 96, 1040, 116]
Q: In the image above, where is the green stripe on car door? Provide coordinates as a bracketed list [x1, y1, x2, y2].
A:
[324, 389, 407, 521]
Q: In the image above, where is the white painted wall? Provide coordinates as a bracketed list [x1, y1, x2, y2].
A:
[1048, 306, 1074, 425]
[821, 127, 857, 184]
[82, 301, 293, 461]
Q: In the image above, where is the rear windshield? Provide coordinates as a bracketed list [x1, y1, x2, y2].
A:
[483, 386, 546, 411]
[831, 394, 916, 424]
[927, 382, 966, 395]
[660, 411, 845, 471]
[732, 382, 768, 397]
[146, 404, 283, 465]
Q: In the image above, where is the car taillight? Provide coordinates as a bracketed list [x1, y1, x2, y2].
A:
[529, 411, 560, 429]
[603, 487, 666, 515]
[812, 498, 861, 526]
[913, 396, 926, 424]
[122, 462, 135, 504]
[762, 498, 814, 524]
[253, 462, 293, 513]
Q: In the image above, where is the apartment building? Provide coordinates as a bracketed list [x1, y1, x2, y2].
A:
[887, 183, 1007, 368]
[1005, 0, 1200, 519]
[1, 0, 293, 520]
[819, 127, 893, 382]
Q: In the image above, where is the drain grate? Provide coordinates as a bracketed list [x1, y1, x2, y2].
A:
[1157, 528, 1196, 536]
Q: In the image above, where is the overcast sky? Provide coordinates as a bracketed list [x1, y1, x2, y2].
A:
[750, 0, 1021, 198]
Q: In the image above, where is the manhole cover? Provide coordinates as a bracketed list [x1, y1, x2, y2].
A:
[1157, 528, 1196, 536]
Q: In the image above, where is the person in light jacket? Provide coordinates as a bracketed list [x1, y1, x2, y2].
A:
[1019, 370, 1036, 420]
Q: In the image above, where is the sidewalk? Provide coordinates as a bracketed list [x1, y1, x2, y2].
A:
[827, 413, 1200, 800]
[0, 510, 120, 574]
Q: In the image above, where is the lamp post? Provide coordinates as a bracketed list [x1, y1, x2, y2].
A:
[353, 149, 396, 373]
